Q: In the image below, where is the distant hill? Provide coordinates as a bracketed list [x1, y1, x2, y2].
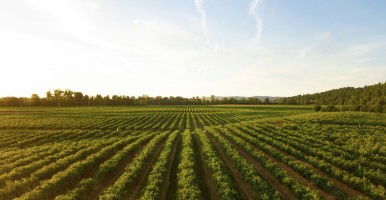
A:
[274, 82, 385, 112]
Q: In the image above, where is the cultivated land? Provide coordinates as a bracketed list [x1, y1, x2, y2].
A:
[0, 105, 385, 200]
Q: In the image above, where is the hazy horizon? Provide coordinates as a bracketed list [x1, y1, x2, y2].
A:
[1, 1, 386, 98]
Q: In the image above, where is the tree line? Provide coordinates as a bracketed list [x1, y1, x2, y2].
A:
[1, 82, 385, 113]
[274, 82, 386, 113]
[0, 89, 270, 107]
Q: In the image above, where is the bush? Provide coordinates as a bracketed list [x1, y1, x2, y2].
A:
[325, 105, 338, 112]
[374, 104, 383, 113]
[340, 105, 349, 111]
[350, 105, 361, 111]
[360, 105, 368, 112]
[313, 105, 322, 112]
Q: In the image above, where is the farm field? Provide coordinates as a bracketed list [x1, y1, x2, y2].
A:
[0, 105, 385, 200]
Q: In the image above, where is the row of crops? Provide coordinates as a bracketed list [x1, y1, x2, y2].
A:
[0, 106, 385, 199]
[0, 106, 310, 131]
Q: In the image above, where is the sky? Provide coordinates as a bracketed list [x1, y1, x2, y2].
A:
[1, 0, 386, 98]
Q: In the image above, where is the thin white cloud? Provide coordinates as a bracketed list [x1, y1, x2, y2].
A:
[296, 46, 313, 60]
[295, 32, 332, 60]
[342, 43, 384, 56]
[244, 0, 264, 42]
[194, 0, 211, 46]
[244, 0, 259, 23]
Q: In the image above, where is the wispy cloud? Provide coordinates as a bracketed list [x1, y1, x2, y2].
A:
[342, 43, 384, 57]
[194, 0, 211, 46]
[244, 0, 264, 42]
[295, 32, 332, 60]
[296, 46, 314, 60]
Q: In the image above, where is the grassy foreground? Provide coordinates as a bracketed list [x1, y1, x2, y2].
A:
[0, 105, 385, 200]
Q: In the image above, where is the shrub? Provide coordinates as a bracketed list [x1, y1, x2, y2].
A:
[313, 105, 322, 112]
[325, 105, 338, 112]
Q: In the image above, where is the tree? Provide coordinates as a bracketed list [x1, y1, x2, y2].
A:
[264, 97, 270, 104]
[31, 94, 41, 106]
[84, 95, 90, 106]
[94, 94, 103, 106]
[210, 95, 216, 104]
[4, 97, 20, 106]
[46, 90, 52, 99]
[63, 89, 74, 105]
[138, 94, 148, 106]
[325, 104, 338, 112]
[74, 92, 84, 106]
[313, 105, 321, 112]
[248, 97, 261, 104]
[201, 96, 207, 105]
[155, 96, 162, 105]
[54, 89, 63, 107]
[103, 95, 111, 106]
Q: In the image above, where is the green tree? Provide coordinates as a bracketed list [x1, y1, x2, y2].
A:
[46, 90, 52, 99]
[54, 89, 63, 107]
[74, 92, 84, 106]
[210, 95, 216, 104]
[313, 105, 321, 112]
[31, 94, 41, 106]
[264, 97, 270, 104]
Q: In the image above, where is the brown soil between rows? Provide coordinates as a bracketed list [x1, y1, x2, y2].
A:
[48, 141, 134, 200]
[159, 135, 181, 200]
[125, 138, 167, 200]
[206, 132, 256, 200]
[228, 127, 338, 199]
[192, 133, 220, 200]
[270, 140, 365, 197]
[274, 128, 368, 197]
[217, 130, 298, 200]
[161, 114, 178, 130]
[166, 133, 181, 200]
[83, 142, 148, 200]
[248, 125, 365, 197]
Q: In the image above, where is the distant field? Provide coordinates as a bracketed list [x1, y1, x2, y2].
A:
[0, 106, 385, 200]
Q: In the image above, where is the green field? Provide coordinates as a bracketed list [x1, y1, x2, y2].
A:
[0, 106, 385, 200]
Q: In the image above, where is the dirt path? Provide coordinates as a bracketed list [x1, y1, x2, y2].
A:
[125, 139, 166, 200]
[207, 133, 256, 200]
[192, 133, 220, 200]
[83, 143, 147, 200]
[47, 140, 137, 200]
[162, 114, 178, 130]
[159, 135, 181, 200]
[218, 131, 298, 200]
[273, 143, 365, 197]
[166, 134, 182, 200]
[247, 125, 364, 197]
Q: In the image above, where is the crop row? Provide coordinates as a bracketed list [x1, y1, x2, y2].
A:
[139, 130, 179, 199]
[99, 131, 169, 199]
[238, 123, 385, 199]
[55, 131, 157, 199]
[0, 110, 266, 131]
[205, 127, 280, 199]
[1, 133, 148, 200]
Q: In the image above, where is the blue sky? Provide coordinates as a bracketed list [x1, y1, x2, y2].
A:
[1, 0, 385, 97]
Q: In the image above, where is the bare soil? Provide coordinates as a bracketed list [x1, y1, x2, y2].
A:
[192, 133, 220, 200]
[49, 142, 137, 200]
[83, 143, 147, 200]
[274, 144, 364, 197]
[207, 133, 256, 200]
[125, 139, 166, 200]
[166, 134, 182, 200]
[159, 135, 181, 200]
[249, 125, 364, 197]
[218, 131, 298, 200]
